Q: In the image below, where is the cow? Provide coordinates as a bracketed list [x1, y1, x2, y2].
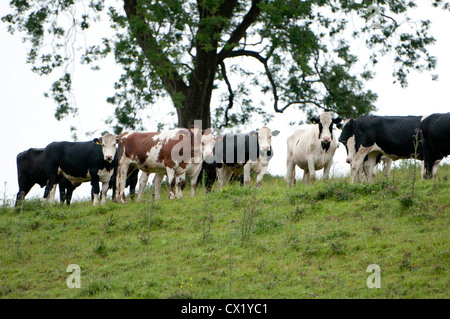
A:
[285, 112, 342, 186]
[134, 129, 216, 201]
[344, 135, 393, 182]
[211, 126, 279, 188]
[340, 115, 428, 183]
[15, 148, 80, 206]
[43, 133, 118, 206]
[338, 119, 392, 182]
[115, 127, 207, 203]
[420, 113, 449, 179]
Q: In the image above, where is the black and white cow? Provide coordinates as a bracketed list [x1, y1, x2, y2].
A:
[420, 113, 449, 179]
[203, 126, 279, 189]
[15, 148, 79, 206]
[43, 133, 118, 206]
[338, 119, 392, 182]
[340, 115, 426, 183]
[285, 112, 342, 185]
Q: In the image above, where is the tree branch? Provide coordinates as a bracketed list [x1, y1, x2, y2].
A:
[123, 0, 188, 96]
[217, 0, 262, 62]
[280, 100, 333, 113]
[218, 61, 234, 129]
[222, 49, 284, 113]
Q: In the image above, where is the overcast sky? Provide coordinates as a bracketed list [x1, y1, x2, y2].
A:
[1, 2, 449, 203]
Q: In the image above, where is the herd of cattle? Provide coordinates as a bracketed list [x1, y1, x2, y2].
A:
[15, 112, 450, 206]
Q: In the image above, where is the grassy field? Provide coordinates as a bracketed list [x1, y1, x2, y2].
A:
[0, 164, 449, 299]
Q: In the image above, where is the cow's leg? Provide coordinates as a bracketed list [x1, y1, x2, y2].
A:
[432, 159, 441, 178]
[175, 172, 186, 199]
[189, 166, 202, 197]
[302, 170, 310, 183]
[100, 182, 109, 205]
[137, 172, 150, 202]
[129, 182, 136, 200]
[285, 157, 296, 187]
[58, 181, 66, 204]
[256, 162, 268, 187]
[307, 156, 316, 182]
[350, 146, 373, 183]
[153, 172, 164, 201]
[43, 173, 59, 204]
[382, 158, 392, 178]
[64, 183, 77, 205]
[166, 168, 177, 199]
[116, 161, 129, 204]
[364, 153, 378, 182]
[43, 182, 58, 204]
[243, 162, 251, 186]
[205, 167, 217, 193]
[322, 159, 333, 181]
[221, 166, 233, 188]
[43, 184, 57, 204]
[90, 174, 101, 206]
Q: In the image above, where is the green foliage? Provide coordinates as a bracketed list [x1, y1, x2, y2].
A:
[2, 0, 445, 130]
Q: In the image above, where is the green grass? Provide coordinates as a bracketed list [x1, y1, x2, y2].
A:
[0, 164, 449, 299]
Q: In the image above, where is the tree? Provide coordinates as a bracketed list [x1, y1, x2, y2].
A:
[3, 0, 448, 133]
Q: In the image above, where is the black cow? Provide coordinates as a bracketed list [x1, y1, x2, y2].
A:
[201, 126, 279, 189]
[15, 148, 79, 206]
[420, 113, 449, 179]
[340, 116, 424, 183]
[43, 133, 118, 206]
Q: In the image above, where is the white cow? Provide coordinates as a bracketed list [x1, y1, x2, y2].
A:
[285, 112, 342, 186]
[136, 129, 217, 201]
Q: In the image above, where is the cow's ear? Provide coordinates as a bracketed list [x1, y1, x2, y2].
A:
[336, 123, 343, 130]
[333, 117, 342, 124]
[215, 135, 223, 143]
[94, 138, 101, 145]
[272, 130, 280, 136]
[310, 118, 319, 124]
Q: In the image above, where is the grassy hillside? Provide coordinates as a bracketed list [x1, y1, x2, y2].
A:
[0, 164, 449, 299]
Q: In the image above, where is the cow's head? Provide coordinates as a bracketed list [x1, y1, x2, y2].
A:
[188, 126, 218, 163]
[94, 133, 118, 163]
[200, 128, 217, 160]
[255, 126, 280, 154]
[310, 112, 342, 151]
[337, 119, 356, 164]
[338, 118, 354, 146]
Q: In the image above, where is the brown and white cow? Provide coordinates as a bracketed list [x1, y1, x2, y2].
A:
[285, 112, 342, 185]
[115, 127, 209, 203]
[135, 129, 217, 201]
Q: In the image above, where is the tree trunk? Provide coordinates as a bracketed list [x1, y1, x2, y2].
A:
[176, 49, 217, 129]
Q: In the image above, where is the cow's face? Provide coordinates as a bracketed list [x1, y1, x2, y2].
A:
[310, 113, 342, 150]
[338, 118, 354, 146]
[345, 136, 357, 164]
[189, 126, 203, 158]
[201, 129, 216, 160]
[256, 126, 280, 153]
[94, 133, 118, 163]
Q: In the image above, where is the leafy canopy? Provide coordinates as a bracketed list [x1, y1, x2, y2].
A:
[3, 0, 448, 133]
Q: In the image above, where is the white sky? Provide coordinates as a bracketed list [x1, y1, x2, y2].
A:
[0, 2, 449, 203]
